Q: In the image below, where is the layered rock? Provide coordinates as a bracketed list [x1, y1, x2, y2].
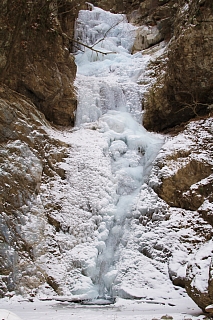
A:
[149, 116, 213, 223]
[0, 0, 78, 126]
[143, 0, 213, 131]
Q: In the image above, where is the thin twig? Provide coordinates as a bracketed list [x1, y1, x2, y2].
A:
[174, 90, 209, 116]
[91, 16, 125, 49]
[73, 39, 116, 55]
[61, 31, 116, 55]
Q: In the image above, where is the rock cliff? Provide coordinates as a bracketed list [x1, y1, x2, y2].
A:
[0, 0, 77, 126]
[142, 0, 213, 131]
[0, 84, 70, 296]
[148, 115, 213, 310]
[0, 0, 213, 313]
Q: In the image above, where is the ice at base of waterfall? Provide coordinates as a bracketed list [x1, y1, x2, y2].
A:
[0, 295, 205, 320]
[66, 5, 166, 300]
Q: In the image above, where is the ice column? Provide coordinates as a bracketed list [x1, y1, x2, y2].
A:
[73, 6, 164, 300]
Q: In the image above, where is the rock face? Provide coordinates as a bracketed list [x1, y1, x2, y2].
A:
[138, 0, 213, 311]
[0, 85, 69, 296]
[150, 116, 213, 215]
[129, 0, 176, 51]
[0, 0, 77, 126]
[143, 0, 213, 131]
[148, 115, 213, 309]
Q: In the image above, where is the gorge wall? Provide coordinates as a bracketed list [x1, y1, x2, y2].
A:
[1, 0, 212, 130]
[138, 0, 213, 132]
[0, 0, 213, 314]
[0, 0, 78, 126]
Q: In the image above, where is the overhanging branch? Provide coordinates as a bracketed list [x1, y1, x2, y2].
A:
[61, 32, 117, 55]
[73, 39, 116, 55]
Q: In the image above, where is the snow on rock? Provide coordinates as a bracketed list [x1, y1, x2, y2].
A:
[149, 117, 213, 211]
[148, 116, 213, 310]
[112, 205, 212, 304]
[185, 240, 213, 310]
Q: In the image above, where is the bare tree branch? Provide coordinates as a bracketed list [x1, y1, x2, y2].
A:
[91, 16, 125, 49]
[73, 38, 117, 55]
[175, 90, 209, 116]
[61, 32, 117, 55]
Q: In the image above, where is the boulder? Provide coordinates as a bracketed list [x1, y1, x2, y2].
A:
[185, 240, 213, 311]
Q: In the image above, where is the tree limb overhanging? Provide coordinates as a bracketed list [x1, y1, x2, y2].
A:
[91, 16, 125, 49]
[74, 38, 117, 55]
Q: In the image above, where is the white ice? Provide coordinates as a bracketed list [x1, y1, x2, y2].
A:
[72, 5, 165, 299]
[0, 296, 205, 320]
[74, 6, 163, 127]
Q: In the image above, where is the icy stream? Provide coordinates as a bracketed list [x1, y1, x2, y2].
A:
[73, 6, 165, 301]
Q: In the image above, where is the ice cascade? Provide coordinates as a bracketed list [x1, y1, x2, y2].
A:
[73, 5, 164, 301]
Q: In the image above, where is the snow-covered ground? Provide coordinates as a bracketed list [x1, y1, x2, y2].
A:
[0, 295, 205, 320]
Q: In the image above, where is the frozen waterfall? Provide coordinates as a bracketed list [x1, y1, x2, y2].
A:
[72, 5, 164, 301]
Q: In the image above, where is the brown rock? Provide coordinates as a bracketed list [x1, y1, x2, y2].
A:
[143, 1, 213, 131]
[0, 0, 77, 127]
[150, 116, 213, 221]
[157, 159, 212, 210]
